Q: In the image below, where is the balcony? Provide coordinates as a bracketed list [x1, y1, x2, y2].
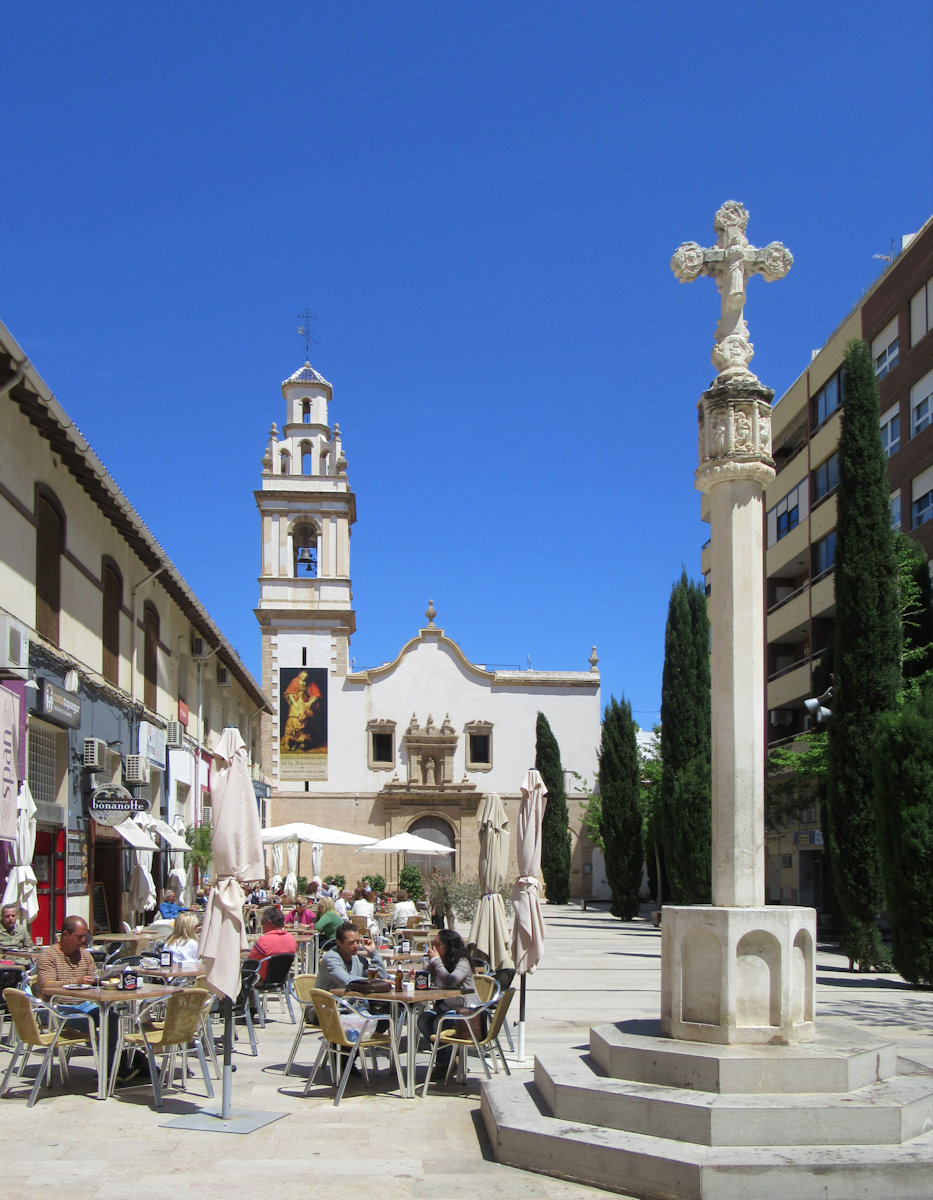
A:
[767, 660, 811, 711]
[767, 583, 810, 643]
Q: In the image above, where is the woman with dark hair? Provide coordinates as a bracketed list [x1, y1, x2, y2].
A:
[417, 930, 479, 1072]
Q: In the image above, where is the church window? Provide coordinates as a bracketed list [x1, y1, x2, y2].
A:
[280, 450, 290, 475]
[293, 523, 318, 578]
[36, 489, 64, 644]
[464, 720, 493, 771]
[367, 718, 396, 770]
[302, 400, 311, 423]
[301, 442, 313, 474]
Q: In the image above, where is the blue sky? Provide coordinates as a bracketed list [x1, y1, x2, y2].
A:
[5, 2, 931, 728]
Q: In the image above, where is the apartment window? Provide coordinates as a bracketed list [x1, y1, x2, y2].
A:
[910, 369, 932, 437]
[27, 719, 65, 807]
[143, 603, 159, 712]
[890, 490, 902, 531]
[35, 490, 64, 644]
[880, 403, 900, 458]
[101, 560, 122, 685]
[912, 466, 933, 530]
[910, 275, 933, 347]
[812, 452, 839, 503]
[872, 317, 899, 379]
[811, 370, 842, 428]
[813, 531, 836, 578]
[766, 479, 808, 548]
[366, 719, 396, 770]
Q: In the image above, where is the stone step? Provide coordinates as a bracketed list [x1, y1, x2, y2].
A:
[591, 1019, 898, 1094]
[481, 1075, 933, 1200]
[535, 1047, 933, 1147]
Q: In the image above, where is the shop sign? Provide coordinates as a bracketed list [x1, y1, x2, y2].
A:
[35, 678, 81, 729]
[177, 700, 189, 727]
[139, 720, 166, 769]
[90, 784, 151, 826]
[253, 780, 271, 801]
[793, 829, 823, 848]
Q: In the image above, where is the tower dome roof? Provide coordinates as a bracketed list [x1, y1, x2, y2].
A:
[281, 361, 332, 396]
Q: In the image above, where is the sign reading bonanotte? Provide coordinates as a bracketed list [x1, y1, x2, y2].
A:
[90, 785, 151, 826]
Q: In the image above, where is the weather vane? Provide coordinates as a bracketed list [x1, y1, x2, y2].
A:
[298, 308, 317, 360]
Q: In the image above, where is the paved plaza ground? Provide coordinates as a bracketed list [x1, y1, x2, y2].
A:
[2, 905, 930, 1199]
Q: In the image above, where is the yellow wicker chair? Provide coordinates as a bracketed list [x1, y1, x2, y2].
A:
[422, 986, 514, 1095]
[284, 973, 318, 1075]
[303, 987, 402, 1106]
[108, 987, 213, 1108]
[1, 988, 99, 1108]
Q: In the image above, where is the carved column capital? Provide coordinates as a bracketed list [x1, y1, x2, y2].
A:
[695, 375, 775, 495]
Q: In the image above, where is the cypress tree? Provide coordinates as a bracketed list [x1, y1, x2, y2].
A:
[871, 684, 933, 986]
[825, 339, 900, 969]
[536, 711, 571, 904]
[659, 568, 712, 904]
[598, 695, 643, 919]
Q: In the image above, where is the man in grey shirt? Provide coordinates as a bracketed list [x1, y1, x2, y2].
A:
[0, 904, 34, 952]
[315, 922, 387, 990]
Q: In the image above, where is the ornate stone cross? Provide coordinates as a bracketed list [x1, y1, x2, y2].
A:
[671, 201, 793, 378]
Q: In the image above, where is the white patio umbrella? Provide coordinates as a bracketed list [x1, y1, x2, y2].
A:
[126, 848, 156, 923]
[1, 782, 39, 922]
[353, 832, 454, 855]
[169, 816, 191, 905]
[269, 841, 283, 889]
[198, 728, 266, 1124]
[311, 841, 323, 882]
[510, 768, 548, 1062]
[284, 840, 299, 900]
[261, 821, 377, 848]
[468, 792, 513, 971]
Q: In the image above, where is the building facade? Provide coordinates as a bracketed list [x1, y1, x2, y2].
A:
[257, 363, 603, 894]
[702, 215, 933, 912]
[0, 320, 270, 939]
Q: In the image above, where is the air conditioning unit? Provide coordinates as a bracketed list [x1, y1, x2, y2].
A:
[0, 614, 29, 678]
[165, 721, 185, 749]
[201, 805, 213, 826]
[217, 665, 231, 687]
[191, 636, 208, 659]
[125, 755, 150, 785]
[83, 737, 108, 770]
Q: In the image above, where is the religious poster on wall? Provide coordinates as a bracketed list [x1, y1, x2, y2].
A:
[278, 667, 328, 780]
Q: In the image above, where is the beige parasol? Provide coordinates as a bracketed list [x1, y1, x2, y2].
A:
[199, 728, 264, 1001]
[510, 768, 547, 1060]
[468, 792, 513, 970]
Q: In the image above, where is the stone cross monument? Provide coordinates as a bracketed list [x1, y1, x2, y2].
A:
[663, 202, 815, 1044]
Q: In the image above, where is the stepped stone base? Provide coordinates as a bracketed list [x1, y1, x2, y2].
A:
[481, 1020, 933, 1200]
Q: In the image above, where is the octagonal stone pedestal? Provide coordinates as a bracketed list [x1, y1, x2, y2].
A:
[660, 905, 816, 1045]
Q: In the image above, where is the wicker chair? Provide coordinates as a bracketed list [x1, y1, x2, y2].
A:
[421, 986, 514, 1094]
[303, 988, 402, 1106]
[1, 988, 99, 1108]
[284, 973, 318, 1076]
[107, 987, 213, 1108]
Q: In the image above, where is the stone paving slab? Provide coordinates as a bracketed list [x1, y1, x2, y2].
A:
[1, 904, 929, 1198]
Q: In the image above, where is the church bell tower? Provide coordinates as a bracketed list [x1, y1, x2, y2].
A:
[255, 361, 356, 788]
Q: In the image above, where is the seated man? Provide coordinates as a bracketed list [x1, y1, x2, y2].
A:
[248, 905, 297, 981]
[0, 903, 34, 952]
[36, 915, 140, 1081]
[157, 889, 188, 921]
[315, 921, 387, 991]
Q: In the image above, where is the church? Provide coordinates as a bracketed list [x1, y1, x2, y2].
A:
[256, 361, 603, 893]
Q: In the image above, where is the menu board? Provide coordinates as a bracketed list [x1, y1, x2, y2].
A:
[66, 829, 88, 896]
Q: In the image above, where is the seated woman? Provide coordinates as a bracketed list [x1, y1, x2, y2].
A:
[417, 930, 480, 1071]
[315, 896, 344, 943]
[285, 897, 315, 928]
[391, 888, 419, 929]
[164, 912, 201, 965]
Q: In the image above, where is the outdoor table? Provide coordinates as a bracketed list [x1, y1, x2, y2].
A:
[44, 982, 174, 1099]
[292, 930, 318, 974]
[335, 985, 461, 1099]
[136, 963, 204, 983]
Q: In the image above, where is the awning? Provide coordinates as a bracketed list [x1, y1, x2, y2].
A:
[113, 820, 159, 852]
[138, 815, 190, 851]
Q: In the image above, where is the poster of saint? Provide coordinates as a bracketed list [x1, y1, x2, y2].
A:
[278, 667, 328, 780]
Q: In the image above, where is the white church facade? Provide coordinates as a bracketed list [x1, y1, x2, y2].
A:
[256, 362, 603, 893]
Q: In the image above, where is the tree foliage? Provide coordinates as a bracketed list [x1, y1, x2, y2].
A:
[825, 340, 901, 969]
[598, 695, 643, 919]
[871, 683, 933, 985]
[398, 864, 424, 901]
[536, 711, 571, 904]
[659, 569, 712, 904]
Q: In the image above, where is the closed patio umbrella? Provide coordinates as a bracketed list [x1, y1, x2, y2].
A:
[1, 782, 39, 922]
[284, 840, 299, 901]
[269, 841, 283, 890]
[311, 841, 323, 882]
[510, 768, 547, 1061]
[468, 793, 512, 970]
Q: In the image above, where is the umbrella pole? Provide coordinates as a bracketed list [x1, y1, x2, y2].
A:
[517, 973, 527, 1063]
[221, 995, 233, 1119]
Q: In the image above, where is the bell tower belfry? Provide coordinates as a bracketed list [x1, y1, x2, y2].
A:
[255, 361, 356, 787]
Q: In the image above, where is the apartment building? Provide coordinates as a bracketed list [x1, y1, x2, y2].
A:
[702, 214, 933, 912]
